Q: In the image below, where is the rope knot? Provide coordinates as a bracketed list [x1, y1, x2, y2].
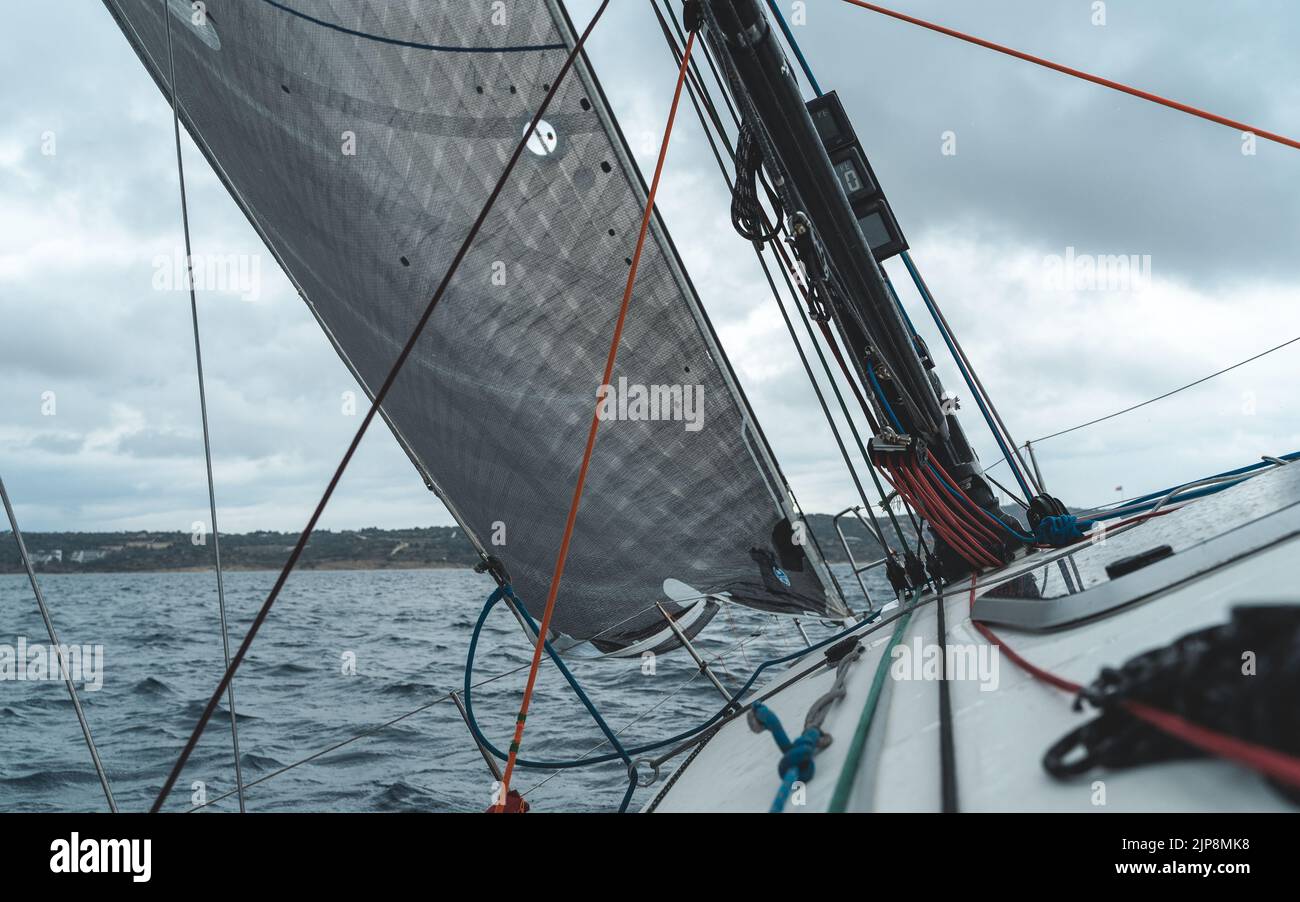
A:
[1034, 514, 1095, 546]
[777, 728, 822, 784]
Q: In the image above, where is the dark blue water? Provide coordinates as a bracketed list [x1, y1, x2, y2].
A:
[0, 566, 883, 812]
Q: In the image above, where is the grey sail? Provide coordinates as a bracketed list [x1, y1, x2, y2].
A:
[104, 0, 848, 648]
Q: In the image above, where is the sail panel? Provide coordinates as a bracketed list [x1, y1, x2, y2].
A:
[105, 0, 847, 646]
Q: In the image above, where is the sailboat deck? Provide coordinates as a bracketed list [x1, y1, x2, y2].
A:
[649, 464, 1300, 812]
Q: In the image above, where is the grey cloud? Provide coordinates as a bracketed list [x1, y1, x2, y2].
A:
[2, 0, 1298, 532]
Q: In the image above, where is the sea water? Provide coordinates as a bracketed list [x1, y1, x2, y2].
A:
[0, 566, 886, 813]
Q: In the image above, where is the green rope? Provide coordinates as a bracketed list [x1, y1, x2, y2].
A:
[827, 610, 913, 812]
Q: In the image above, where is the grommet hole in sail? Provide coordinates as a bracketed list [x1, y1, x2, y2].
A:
[524, 119, 558, 157]
[166, 0, 221, 51]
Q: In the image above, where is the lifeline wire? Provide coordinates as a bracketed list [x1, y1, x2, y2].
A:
[1028, 335, 1300, 445]
[1, 475, 117, 812]
[162, 0, 246, 813]
[150, 0, 614, 813]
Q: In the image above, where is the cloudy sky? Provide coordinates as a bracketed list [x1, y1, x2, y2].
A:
[2, 0, 1298, 535]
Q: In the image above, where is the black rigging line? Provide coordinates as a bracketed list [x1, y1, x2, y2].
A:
[556, 0, 836, 597]
[731, 121, 784, 243]
[150, 0, 615, 813]
[657, 0, 919, 562]
[162, 0, 247, 814]
[258, 0, 566, 54]
[651, 3, 878, 527]
[935, 583, 958, 812]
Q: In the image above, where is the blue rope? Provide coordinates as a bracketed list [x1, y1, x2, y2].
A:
[883, 272, 924, 343]
[760, 0, 1036, 498]
[750, 702, 821, 812]
[925, 462, 1036, 544]
[1089, 451, 1300, 519]
[865, 360, 906, 434]
[764, 0, 824, 96]
[468, 586, 638, 811]
[902, 254, 1035, 499]
[1033, 514, 1096, 545]
[461, 589, 884, 799]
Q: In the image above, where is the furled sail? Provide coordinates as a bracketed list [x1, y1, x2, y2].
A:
[104, 0, 848, 648]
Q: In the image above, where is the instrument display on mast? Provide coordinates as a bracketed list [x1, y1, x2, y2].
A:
[806, 91, 909, 262]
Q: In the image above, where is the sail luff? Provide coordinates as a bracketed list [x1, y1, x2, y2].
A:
[542, 0, 846, 612]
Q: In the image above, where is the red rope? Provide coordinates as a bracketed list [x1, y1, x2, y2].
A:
[493, 29, 699, 809]
[840, 0, 1300, 151]
[885, 464, 994, 568]
[914, 462, 1002, 547]
[899, 466, 997, 567]
[968, 579, 1300, 791]
[927, 455, 1018, 542]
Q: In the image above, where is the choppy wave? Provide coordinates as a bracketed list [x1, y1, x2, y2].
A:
[0, 566, 882, 812]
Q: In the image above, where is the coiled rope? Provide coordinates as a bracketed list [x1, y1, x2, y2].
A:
[748, 639, 864, 812]
[968, 579, 1300, 792]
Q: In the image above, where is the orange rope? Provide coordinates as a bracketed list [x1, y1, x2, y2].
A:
[492, 29, 699, 811]
[840, 0, 1300, 152]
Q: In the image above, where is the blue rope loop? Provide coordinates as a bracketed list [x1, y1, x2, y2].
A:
[1034, 514, 1096, 546]
[469, 585, 640, 812]
[461, 585, 886, 811]
[750, 702, 821, 812]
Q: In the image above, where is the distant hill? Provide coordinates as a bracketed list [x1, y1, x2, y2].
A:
[0, 527, 482, 574]
[2, 508, 1028, 574]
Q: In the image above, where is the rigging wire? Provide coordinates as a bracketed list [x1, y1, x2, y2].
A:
[838, 0, 1300, 152]
[651, 3, 881, 537]
[1028, 334, 1300, 445]
[149, 0, 615, 814]
[162, 0, 246, 813]
[657, 0, 919, 562]
[761, 0, 1041, 500]
[0, 475, 118, 812]
[495, 25, 698, 807]
[185, 593, 733, 812]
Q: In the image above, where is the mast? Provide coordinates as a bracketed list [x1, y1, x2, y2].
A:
[699, 0, 1008, 573]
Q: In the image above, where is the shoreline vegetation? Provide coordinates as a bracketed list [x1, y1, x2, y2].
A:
[1, 515, 901, 575]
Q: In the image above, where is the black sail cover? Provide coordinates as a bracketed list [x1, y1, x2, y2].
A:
[105, 0, 847, 649]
